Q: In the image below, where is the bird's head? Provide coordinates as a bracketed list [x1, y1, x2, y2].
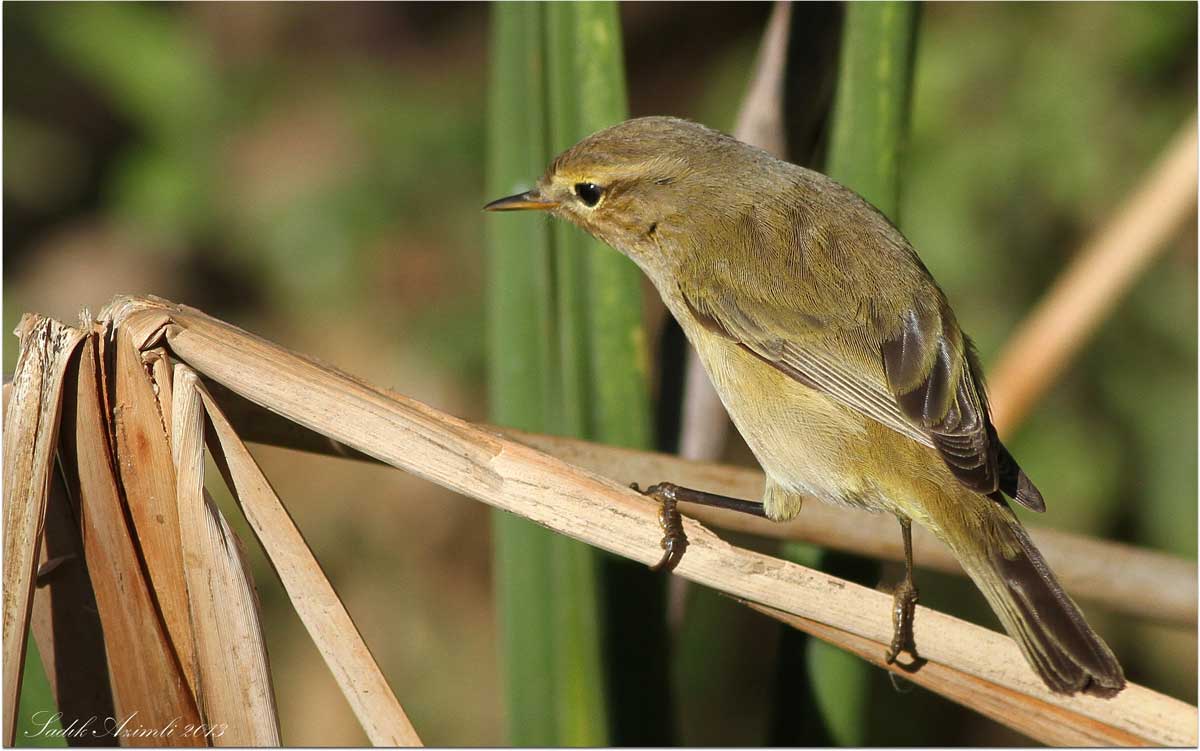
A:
[485, 116, 760, 276]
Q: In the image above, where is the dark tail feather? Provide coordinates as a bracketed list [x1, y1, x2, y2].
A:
[995, 438, 1046, 512]
[955, 511, 1125, 697]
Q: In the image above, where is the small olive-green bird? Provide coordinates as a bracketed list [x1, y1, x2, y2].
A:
[485, 116, 1124, 698]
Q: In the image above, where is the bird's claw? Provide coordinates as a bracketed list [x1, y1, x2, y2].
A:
[883, 579, 925, 674]
[631, 482, 689, 572]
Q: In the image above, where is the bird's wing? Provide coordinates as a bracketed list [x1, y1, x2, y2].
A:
[876, 302, 1001, 497]
[679, 280, 1045, 511]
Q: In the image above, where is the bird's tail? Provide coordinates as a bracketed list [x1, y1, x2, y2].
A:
[940, 502, 1125, 697]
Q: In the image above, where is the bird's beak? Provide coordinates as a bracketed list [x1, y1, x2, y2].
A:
[483, 190, 559, 212]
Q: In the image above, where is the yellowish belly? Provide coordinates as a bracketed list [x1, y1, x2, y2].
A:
[661, 286, 952, 523]
[689, 332, 875, 502]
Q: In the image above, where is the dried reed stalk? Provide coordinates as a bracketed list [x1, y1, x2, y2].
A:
[195, 387, 1196, 629]
[506, 430, 1197, 628]
[61, 334, 201, 745]
[112, 326, 199, 694]
[989, 116, 1199, 433]
[746, 601, 1144, 746]
[4, 315, 424, 747]
[28, 447, 116, 747]
[199, 375, 421, 746]
[97, 295, 1196, 747]
[2, 316, 84, 745]
[171, 365, 280, 745]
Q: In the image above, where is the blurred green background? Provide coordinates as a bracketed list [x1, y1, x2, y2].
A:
[4, 2, 1196, 746]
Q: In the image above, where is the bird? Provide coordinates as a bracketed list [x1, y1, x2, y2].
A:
[484, 115, 1124, 698]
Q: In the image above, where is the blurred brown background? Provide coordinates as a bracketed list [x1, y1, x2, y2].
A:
[5, 2, 1196, 745]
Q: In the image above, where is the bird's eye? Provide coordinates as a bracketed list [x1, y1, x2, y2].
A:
[574, 182, 603, 207]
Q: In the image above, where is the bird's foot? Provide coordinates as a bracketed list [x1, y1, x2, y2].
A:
[884, 578, 925, 672]
[630, 482, 689, 572]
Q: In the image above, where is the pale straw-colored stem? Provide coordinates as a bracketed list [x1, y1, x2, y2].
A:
[506, 429, 1198, 628]
[99, 296, 1198, 747]
[191, 381, 1197, 628]
[1, 317, 84, 745]
[171, 366, 280, 745]
[198, 373, 422, 746]
[988, 116, 1198, 434]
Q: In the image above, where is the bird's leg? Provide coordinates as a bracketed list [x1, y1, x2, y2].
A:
[884, 517, 924, 672]
[629, 482, 767, 572]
